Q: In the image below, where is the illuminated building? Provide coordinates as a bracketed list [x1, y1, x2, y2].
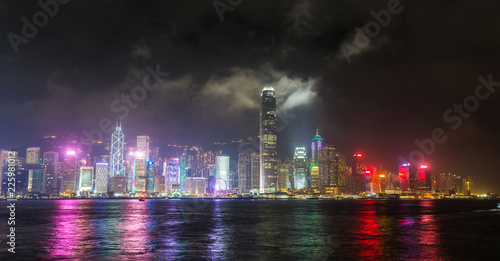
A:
[133, 151, 146, 193]
[251, 152, 260, 192]
[237, 153, 252, 193]
[26, 147, 41, 164]
[311, 129, 323, 168]
[294, 147, 307, 189]
[350, 153, 365, 195]
[21, 164, 46, 193]
[277, 158, 292, 192]
[259, 86, 277, 193]
[78, 166, 94, 193]
[146, 161, 154, 193]
[95, 163, 108, 194]
[319, 145, 336, 187]
[364, 169, 372, 193]
[110, 121, 125, 177]
[185, 177, 207, 195]
[43, 151, 59, 194]
[310, 166, 319, 188]
[137, 135, 150, 160]
[216, 155, 230, 185]
[154, 174, 165, 193]
[399, 163, 410, 192]
[61, 150, 77, 195]
[416, 165, 432, 192]
[164, 158, 180, 194]
[180, 156, 186, 192]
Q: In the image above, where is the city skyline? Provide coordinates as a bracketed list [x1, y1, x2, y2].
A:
[0, 1, 499, 193]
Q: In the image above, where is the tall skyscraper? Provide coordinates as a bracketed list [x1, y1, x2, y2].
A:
[134, 135, 150, 193]
[277, 159, 292, 192]
[137, 135, 150, 160]
[61, 150, 77, 195]
[26, 147, 41, 164]
[95, 163, 109, 194]
[237, 153, 252, 193]
[110, 121, 125, 177]
[251, 152, 260, 192]
[311, 129, 323, 168]
[259, 86, 277, 193]
[294, 147, 307, 189]
[216, 155, 230, 183]
[350, 153, 365, 195]
[164, 158, 180, 194]
[319, 145, 336, 187]
[43, 151, 59, 194]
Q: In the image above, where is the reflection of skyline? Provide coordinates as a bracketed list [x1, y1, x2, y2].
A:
[42, 200, 87, 259]
[12, 199, 497, 260]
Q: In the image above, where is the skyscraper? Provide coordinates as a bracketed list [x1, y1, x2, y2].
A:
[319, 145, 336, 187]
[237, 153, 252, 193]
[43, 151, 59, 194]
[95, 163, 109, 194]
[134, 135, 150, 193]
[111, 121, 125, 177]
[311, 129, 323, 168]
[350, 153, 365, 195]
[216, 155, 230, 184]
[26, 147, 40, 164]
[164, 158, 180, 194]
[250, 152, 260, 192]
[259, 86, 277, 193]
[61, 150, 77, 195]
[294, 147, 307, 189]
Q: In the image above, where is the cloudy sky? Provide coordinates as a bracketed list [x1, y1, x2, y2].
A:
[1, 0, 499, 192]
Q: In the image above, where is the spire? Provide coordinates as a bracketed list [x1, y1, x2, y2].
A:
[316, 127, 319, 136]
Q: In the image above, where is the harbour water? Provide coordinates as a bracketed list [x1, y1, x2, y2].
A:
[0, 199, 499, 260]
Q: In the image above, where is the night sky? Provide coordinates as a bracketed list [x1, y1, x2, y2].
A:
[0, 0, 499, 193]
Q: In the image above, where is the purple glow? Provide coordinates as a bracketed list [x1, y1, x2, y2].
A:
[66, 151, 76, 156]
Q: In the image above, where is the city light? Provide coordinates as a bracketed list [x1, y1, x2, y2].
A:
[66, 150, 76, 155]
[421, 165, 428, 168]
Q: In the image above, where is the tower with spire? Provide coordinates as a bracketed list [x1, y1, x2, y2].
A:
[110, 119, 125, 177]
[311, 128, 323, 168]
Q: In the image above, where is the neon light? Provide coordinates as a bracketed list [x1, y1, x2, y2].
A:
[379, 175, 385, 178]
[66, 151, 76, 155]
[420, 165, 428, 169]
[402, 163, 408, 167]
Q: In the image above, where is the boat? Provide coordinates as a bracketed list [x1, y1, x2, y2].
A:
[138, 195, 146, 201]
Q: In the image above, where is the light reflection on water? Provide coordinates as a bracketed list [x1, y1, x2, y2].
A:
[0, 199, 498, 260]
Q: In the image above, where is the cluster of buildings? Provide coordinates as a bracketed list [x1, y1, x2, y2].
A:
[0, 86, 476, 198]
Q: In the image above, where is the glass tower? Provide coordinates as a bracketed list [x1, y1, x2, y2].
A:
[259, 86, 277, 193]
[111, 121, 125, 177]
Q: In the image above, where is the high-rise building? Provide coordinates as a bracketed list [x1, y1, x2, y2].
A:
[250, 153, 260, 192]
[134, 135, 150, 193]
[137, 135, 150, 160]
[259, 86, 277, 193]
[43, 151, 59, 194]
[78, 166, 94, 193]
[216, 155, 230, 184]
[164, 158, 180, 194]
[416, 165, 431, 192]
[311, 129, 323, 168]
[95, 163, 109, 194]
[146, 161, 154, 193]
[294, 147, 307, 189]
[277, 159, 291, 191]
[26, 147, 41, 164]
[23, 164, 46, 193]
[237, 153, 252, 193]
[350, 154, 365, 195]
[110, 121, 125, 177]
[61, 150, 78, 195]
